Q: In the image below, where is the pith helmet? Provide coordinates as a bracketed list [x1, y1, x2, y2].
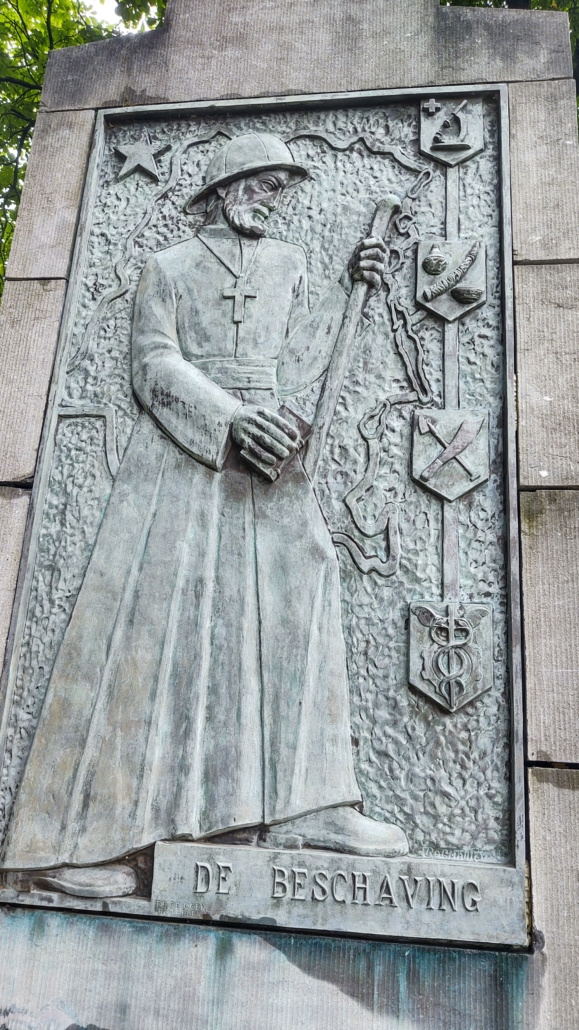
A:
[184, 132, 308, 212]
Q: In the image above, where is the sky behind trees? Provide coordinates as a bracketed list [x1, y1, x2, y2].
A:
[0, 0, 166, 292]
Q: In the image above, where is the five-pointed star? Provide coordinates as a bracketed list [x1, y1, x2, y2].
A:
[115, 137, 168, 182]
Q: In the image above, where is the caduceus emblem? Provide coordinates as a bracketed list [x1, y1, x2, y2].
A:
[409, 602, 492, 713]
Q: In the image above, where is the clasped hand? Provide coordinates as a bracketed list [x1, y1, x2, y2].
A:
[348, 235, 387, 292]
[233, 237, 387, 469]
[232, 405, 300, 468]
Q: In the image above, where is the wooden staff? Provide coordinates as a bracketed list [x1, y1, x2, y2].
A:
[303, 194, 401, 480]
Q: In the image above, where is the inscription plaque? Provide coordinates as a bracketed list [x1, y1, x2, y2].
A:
[152, 842, 524, 946]
[0, 87, 525, 946]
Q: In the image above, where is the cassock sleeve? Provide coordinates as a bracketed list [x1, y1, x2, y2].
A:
[276, 247, 349, 398]
[132, 255, 242, 471]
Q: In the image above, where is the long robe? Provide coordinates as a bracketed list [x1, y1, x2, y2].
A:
[2, 228, 362, 870]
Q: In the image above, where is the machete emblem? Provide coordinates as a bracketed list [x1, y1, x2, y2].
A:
[411, 408, 489, 502]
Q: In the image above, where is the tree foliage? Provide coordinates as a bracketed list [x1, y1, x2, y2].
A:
[114, 0, 165, 29]
[0, 0, 164, 295]
[0, 0, 576, 296]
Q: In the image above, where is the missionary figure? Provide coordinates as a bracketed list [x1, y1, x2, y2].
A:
[1, 132, 408, 898]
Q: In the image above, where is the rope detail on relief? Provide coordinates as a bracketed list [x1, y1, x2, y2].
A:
[331, 164, 434, 578]
[384, 165, 433, 408]
[332, 399, 403, 577]
[284, 131, 424, 173]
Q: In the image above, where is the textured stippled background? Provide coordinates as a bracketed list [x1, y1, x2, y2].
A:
[0, 100, 510, 862]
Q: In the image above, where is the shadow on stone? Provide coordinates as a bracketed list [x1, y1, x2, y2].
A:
[262, 933, 539, 1030]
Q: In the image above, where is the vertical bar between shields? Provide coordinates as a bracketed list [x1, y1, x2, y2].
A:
[443, 163, 460, 601]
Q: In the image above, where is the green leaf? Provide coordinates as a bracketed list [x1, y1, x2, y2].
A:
[0, 0, 164, 297]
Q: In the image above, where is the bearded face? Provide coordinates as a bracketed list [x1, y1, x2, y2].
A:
[219, 169, 292, 237]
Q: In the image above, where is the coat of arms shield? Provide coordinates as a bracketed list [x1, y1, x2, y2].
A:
[411, 408, 489, 503]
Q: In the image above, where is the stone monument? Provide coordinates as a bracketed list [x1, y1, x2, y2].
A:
[0, 0, 578, 1026]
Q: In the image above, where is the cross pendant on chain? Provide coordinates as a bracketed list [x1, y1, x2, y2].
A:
[223, 275, 258, 324]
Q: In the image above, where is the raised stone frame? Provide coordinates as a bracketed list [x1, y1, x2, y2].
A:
[0, 85, 526, 950]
